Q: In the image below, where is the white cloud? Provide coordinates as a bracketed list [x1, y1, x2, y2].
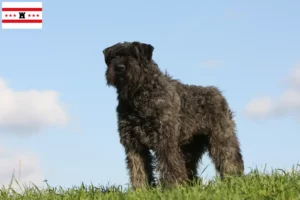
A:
[278, 89, 300, 109]
[288, 63, 300, 87]
[245, 63, 300, 120]
[224, 8, 246, 21]
[245, 96, 273, 119]
[200, 60, 223, 68]
[0, 78, 68, 134]
[0, 145, 45, 190]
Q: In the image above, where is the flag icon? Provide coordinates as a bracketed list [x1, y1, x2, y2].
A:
[2, 2, 42, 29]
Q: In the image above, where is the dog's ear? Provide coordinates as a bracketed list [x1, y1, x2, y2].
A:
[132, 42, 154, 61]
[102, 47, 112, 65]
[141, 43, 154, 61]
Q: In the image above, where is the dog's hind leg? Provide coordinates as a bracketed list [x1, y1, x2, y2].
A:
[207, 118, 244, 179]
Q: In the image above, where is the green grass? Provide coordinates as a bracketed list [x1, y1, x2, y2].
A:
[1, 165, 300, 200]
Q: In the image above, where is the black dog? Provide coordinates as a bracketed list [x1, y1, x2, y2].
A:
[103, 41, 244, 189]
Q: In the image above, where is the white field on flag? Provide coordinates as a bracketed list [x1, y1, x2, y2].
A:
[2, 2, 42, 29]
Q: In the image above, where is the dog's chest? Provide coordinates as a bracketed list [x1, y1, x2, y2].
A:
[128, 112, 161, 148]
[117, 99, 162, 148]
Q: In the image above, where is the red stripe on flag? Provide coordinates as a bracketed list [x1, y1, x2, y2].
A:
[2, 19, 42, 23]
[2, 8, 42, 11]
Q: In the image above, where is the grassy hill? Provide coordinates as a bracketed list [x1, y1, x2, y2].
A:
[1, 165, 300, 200]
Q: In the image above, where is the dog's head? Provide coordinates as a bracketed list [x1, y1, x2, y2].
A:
[103, 41, 154, 88]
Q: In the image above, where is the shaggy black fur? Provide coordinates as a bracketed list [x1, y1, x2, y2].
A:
[102, 41, 244, 189]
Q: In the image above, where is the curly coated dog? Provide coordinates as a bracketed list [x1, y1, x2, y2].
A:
[102, 41, 244, 189]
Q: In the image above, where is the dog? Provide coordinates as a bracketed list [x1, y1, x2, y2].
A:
[102, 41, 244, 189]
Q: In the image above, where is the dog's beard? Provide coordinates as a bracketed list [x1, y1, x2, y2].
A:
[106, 64, 115, 86]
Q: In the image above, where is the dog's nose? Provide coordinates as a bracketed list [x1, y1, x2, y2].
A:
[116, 64, 125, 71]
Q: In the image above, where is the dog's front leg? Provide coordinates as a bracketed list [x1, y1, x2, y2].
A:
[118, 116, 156, 189]
[123, 142, 155, 189]
[125, 146, 155, 189]
[155, 122, 188, 188]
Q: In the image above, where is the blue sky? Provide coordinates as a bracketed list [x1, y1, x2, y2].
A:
[0, 0, 299, 189]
